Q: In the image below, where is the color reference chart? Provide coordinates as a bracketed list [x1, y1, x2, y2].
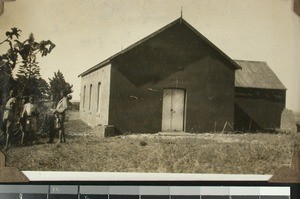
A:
[0, 185, 290, 199]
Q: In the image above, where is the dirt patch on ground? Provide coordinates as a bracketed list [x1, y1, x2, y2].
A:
[125, 133, 246, 143]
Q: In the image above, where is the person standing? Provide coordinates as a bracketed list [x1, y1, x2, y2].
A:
[54, 90, 68, 143]
[2, 90, 17, 150]
[44, 96, 56, 143]
[20, 96, 39, 145]
[19, 96, 27, 145]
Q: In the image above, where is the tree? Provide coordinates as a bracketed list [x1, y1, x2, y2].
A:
[0, 28, 21, 71]
[15, 76, 49, 102]
[0, 61, 15, 104]
[49, 70, 73, 105]
[0, 28, 20, 104]
[15, 33, 54, 101]
[0, 28, 55, 102]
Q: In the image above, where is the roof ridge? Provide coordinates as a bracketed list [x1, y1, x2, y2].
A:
[79, 17, 240, 77]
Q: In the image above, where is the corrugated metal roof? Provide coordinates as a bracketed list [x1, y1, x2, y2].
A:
[235, 60, 286, 90]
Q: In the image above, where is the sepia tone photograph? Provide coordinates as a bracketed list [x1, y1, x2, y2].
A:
[0, 0, 299, 175]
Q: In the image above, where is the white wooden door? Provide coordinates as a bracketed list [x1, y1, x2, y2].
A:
[162, 89, 185, 132]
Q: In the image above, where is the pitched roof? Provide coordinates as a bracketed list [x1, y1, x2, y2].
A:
[78, 18, 241, 77]
[235, 60, 286, 90]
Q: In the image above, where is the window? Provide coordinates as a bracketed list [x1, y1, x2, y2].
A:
[89, 84, 92, 111]
[97, 82, 101, 112]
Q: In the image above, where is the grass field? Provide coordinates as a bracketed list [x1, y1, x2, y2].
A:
[2, 110, 300, 174]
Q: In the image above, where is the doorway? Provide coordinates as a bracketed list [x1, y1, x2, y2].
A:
[162, 88, 186, 132]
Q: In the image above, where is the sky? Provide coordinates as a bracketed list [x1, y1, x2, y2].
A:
[0, 0, 299, 112]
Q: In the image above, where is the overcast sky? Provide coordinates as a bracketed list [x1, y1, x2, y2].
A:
[0, 0, 299, 112]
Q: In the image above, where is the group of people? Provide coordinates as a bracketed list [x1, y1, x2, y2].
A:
[1, 90, 69, 151]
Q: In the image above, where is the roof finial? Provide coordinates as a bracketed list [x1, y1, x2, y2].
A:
[181, 6, 183, 18]
[180, 6, 183, 24]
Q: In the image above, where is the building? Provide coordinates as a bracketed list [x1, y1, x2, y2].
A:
[234, 60, 286, 132]
[78, 18, 241, 135]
